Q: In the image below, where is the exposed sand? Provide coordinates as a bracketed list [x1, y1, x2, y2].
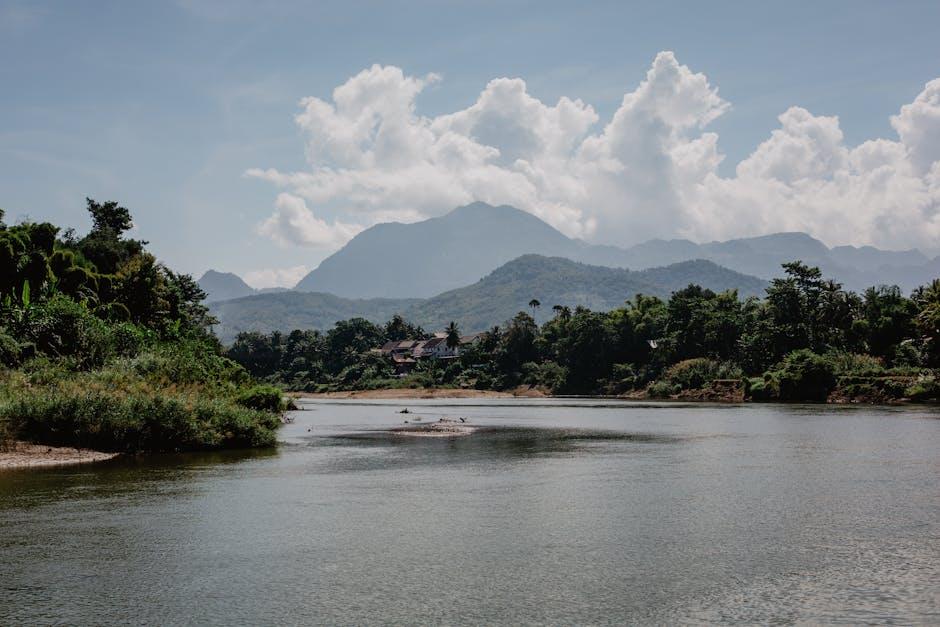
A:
[389, 420, 478, 437]
[0, 442, 119, 470]
[297, 386, 546, 400]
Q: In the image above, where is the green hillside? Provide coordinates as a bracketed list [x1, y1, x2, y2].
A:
[405, 255, 767, 331]
[210, 255, 766, 340]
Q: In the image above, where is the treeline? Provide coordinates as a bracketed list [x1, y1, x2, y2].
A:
[228, 262, 940, 402]
[0, 200, 282, 452]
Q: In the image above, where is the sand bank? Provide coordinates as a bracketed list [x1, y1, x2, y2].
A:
[389, 420, 478, 437]
[0, 442, 119, 470]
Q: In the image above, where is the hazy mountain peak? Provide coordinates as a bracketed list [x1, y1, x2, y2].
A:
[291, 202, 937, 298]
[198, 270, 256, 303]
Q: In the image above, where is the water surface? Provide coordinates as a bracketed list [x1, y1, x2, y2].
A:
[1, 400, 938, 624]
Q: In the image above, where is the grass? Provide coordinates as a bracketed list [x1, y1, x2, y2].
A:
[0, 350, 283, 454]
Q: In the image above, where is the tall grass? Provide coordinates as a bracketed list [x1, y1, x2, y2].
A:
[0, 348, 283, 453]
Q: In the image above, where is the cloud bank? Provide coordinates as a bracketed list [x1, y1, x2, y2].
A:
[243, 263, 309, 289]
[248, 53, 940, 254]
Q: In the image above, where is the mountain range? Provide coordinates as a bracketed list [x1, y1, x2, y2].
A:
[200, 202, 936, 300]
[197, 201, 940, 341]
[207, 255, 767, 343]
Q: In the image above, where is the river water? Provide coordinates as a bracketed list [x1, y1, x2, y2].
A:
[1, 399, 938, 624]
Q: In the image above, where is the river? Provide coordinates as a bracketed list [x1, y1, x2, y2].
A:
[1, 399, 938, 624]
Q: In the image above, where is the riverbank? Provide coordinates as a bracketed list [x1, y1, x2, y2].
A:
[0, 442, 119, 471]
[297, 386, 547, 400]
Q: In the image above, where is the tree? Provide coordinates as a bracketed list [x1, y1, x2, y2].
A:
[86, 198, 133, 235]
[445, 320, 460, 350]
[529, 299, 541, 313]
[384, 314, 424, 342]
[552, 304, 571, 321]
[76, 198, 146, 274]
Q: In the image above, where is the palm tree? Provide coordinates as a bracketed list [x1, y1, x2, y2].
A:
[552, 304, 571, 321]
[445, 320, 460, 351]
[528, 298, 541, 313]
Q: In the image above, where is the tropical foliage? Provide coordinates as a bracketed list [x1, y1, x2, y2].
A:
[0, 201, 282, 451]
[229, 262, 940, 402]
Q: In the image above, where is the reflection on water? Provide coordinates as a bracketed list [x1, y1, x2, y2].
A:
[1, 399, 938, 624]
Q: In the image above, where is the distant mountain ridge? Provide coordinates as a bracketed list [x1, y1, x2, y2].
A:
[197, 270, 287, 303]
[290, 202, 939, 296]
[198, 270, 256, 302]
[405, 255, 767, 332]
[208, 255, 767, 342]
[293, 202, 593, 298]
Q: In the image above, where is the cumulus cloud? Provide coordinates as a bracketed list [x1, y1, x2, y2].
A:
[243, 264, 309, 289]
[257, 193, 363, 248]
[249, 54, 940, 253]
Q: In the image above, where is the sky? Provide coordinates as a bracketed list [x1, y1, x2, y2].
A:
[2, 1, 940, 287]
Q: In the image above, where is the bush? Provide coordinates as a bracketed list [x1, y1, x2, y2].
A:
[521, 361, 567, 392]
[0, 332, 21, 367]
[647, 380, 680, 398]
[235, 384, 286, 412]
[665, 358, 742, 390]
[2, 386, 280, 453]
[775, 350, 837, 402]
[608, 363, 638, 392]
[826, 351, 884, 376]
[110, 322, 149, 358]
[745, 376, 778, 401]
[25, 295, 113, 369]
[132, 342, 248, 387]
[905, 376, 939, 401]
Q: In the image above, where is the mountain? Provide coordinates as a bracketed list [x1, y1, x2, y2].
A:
[616, 233, 937, 292]
[209, 254, 767, 342]
[405, 255, 767, 332]
[292, 203, 938, 297]
[198, 270, 257, 302]
[208, 292, 420, 343]
[293, 202, 596, 298]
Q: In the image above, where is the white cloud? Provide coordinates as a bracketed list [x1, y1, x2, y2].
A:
[249, 54, 940, 254]
[243, 264, 309, 289]
[257, 192, 363, 248]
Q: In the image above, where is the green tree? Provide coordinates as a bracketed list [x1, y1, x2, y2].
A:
[445, 320, 460, 350]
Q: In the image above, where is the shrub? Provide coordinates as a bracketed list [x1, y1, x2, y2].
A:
[826, 351, 884, 376]
[605, 363, 639, 394]
[775, 350, 837, 402]
[665, 358, 742, 390]
[110, 322, 149, 358]
[521, 361, 567, 392]
[2, 386, 280, 453]
[647, 380, 680, 398]
[25, 295, 113, 369]
[235, 384, 286, 412]
[745, 376, 778, 401]
[132, 342, 248, 387]
[905, 376, 939, 402]
[0, 332, 21, 367]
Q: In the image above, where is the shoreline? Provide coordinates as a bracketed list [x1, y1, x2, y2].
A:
[0, 442, 119, 471]
[295, 387, 931, 405]
[296, 386, 547, 400]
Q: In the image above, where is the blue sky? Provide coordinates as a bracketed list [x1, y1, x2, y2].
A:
[3, 0, 940, 286]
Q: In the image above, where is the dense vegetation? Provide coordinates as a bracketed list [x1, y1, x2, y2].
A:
[0, 201, 283, 452]
[207, 254, 766, 342]
[228, 262, 940, 403]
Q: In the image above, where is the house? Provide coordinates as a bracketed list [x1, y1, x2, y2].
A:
[377, 330, 482, 365]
